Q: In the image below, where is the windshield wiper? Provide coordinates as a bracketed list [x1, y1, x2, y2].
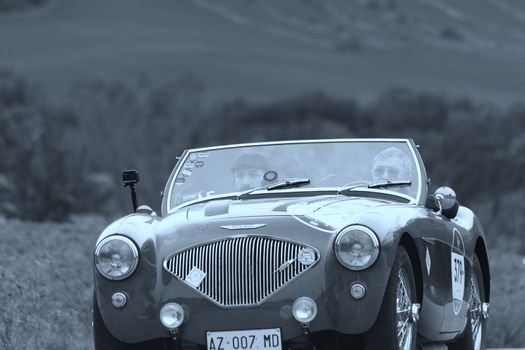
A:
[267, 178, 310, 190]
[367, 180, 411, 189]
[238, 178, 310, 200]
[338, 180, 411, 195]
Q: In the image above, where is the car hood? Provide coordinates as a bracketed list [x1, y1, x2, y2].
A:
[97, 194, 411, 288]
[185, 194, 405, 233]
[97, 194, 410, 248]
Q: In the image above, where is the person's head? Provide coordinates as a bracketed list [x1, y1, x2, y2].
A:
[231, 153, 268, 191]
[372, 147, 411, 183]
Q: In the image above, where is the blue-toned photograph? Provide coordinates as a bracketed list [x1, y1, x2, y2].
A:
[1, 1, 524, 350]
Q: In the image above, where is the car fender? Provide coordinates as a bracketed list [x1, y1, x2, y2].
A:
[94, 213, 165, 342]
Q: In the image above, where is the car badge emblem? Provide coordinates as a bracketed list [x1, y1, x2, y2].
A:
[274, 259, 296, 274]
[185, 266, 206, 288]
[220, 224, 266, 230]
[297, 247, 316, 266]
[274, 247, 317, 274]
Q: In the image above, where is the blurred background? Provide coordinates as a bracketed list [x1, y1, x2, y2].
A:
[0, 0, 524, 349]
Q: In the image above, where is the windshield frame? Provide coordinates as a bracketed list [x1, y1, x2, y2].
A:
[161, 138, 427, 215]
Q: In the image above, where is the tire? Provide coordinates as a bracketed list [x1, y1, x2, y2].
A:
[363, 246, 418, 350]
[448, 255, 486, 350]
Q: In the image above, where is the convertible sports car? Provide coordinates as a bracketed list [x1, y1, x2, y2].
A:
[92, 139, 490, 350]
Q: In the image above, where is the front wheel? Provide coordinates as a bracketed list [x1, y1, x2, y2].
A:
[448, 255, 487, 350]
[363, 246, 419, 350]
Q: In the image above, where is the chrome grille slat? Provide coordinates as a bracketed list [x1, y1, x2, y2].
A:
[275, 240, 281, 288]
[236, 238, 242, 305]
[253, 240, 263, 300]
[164, 236, 319, 307]
[223, 239, 229, 306]
[230, 238, 236, 305]
[290, 245, 295, 278]
[241, 237, 247, 305]
[218, 240, 224, 302]
[202, 245, 208, 295]
[259, 240, 273, 298]
[252, 237, 259, 304]
[210, 241, 216, 299]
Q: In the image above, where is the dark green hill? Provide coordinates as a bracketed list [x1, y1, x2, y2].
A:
[0, 0, 524, 104]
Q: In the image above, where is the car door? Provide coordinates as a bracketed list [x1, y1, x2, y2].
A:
[439, 219, 470, 333]
[416, 206, 472, 339]
[416, 209, 455, 339]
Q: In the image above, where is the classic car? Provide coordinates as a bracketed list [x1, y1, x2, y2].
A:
[92, 138, 490, 350]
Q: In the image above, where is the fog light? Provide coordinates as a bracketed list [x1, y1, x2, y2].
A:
[112, 292, 127, 308]
[292, 297, 317, 324]
[350, 283, 366, 300]
[160, 303, 184, 329]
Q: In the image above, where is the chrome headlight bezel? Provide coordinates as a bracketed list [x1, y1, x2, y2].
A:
[334, 225, 380, 271]
[95, 235, 139, 281]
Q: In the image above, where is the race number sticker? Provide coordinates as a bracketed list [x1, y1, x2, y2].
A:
[451, 228, 465, 315]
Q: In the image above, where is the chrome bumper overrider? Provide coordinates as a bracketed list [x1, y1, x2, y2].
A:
[482, 302, 490, 321]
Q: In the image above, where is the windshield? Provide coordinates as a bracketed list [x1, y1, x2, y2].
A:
[166, 139, 424, 211]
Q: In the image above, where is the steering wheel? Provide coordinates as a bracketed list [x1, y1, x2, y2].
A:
[316, 173, 350, 186]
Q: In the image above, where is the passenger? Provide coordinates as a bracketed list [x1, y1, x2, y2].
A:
[372, 147, 412, 183]
[231, 153, 269, 191]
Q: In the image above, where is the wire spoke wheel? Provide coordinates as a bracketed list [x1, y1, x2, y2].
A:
[396, 268, 414, 350]
[469, 273, 483, 350]
[364, 246, 417, 350]
[448, 255, 486, 350]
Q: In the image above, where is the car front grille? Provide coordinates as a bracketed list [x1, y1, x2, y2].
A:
[163, 236, 319, 307]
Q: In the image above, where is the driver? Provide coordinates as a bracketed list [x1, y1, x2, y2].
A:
[372, 147, 412, 183]
[231, 153, 269, 191]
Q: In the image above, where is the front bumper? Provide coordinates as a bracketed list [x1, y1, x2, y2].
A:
[94, 249, 392, 345]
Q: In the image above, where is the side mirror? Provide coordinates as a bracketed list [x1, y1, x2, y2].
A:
[122, 170, 139, 212]
[426, 186, 459, 219]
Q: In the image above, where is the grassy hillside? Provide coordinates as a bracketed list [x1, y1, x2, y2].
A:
[0, 217, 524, 349]
[0, 217, 101, 350]
[0, 0, 524, 104]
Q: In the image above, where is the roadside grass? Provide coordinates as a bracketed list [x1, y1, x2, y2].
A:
[1, 217, 524, 349]
[486, 237, 525, 348]
[0, 216, 104, 350]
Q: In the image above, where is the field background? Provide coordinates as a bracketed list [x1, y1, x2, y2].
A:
[1, 0, 525, 348]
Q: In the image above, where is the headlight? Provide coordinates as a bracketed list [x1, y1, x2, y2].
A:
[334, 225, 379, 271]
[95, 235, 139, 280]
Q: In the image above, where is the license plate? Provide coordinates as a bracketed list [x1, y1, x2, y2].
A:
[206, 328, 282, 350]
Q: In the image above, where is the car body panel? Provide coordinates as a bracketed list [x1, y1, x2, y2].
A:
[93, 139, 490, 347]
